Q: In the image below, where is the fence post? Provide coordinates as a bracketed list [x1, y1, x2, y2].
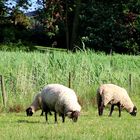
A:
[0, 75, 7, 107]
[110, 49, 113, 67]
[128, 74, 132, 93]
[68, 72, 71, 88]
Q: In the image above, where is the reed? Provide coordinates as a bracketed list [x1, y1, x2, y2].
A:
[0, 50, 139, 110]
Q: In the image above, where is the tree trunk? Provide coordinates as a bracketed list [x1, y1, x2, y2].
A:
[70, 0, 81, 51]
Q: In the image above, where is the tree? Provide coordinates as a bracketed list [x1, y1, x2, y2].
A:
[36, 0, 82, 50]
[79, 0, 140, 54]
[0, 0, 31, 44]
[1, 0, 140, 54]
[11, 9, 31, 28]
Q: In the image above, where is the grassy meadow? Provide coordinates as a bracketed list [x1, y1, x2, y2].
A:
[0, 109, 140, 140]
[0, 49, 140, 139]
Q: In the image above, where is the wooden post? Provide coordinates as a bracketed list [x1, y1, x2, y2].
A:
[110, 49, 113, 67]
[0, 75, 7, 107]
[68, 72, 71, 88]
[128, 74, 132, 93]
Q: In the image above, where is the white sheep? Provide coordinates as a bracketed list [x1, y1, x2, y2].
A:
[26, 93, 52, 116]
[96, 84, 137, 117]
[40, 84, 81, 123]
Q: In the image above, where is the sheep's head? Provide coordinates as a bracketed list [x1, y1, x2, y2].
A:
[26, 107, 33, 116]
[130, 106, 137, 116]
[67, 111, 80, 122]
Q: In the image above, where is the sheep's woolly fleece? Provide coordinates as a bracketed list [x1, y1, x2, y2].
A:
[41, 84, 81, 115]
[30, 93, 42, 113]
[97, 84, 135, 113]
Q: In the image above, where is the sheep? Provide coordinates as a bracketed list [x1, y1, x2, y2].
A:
[26, 93, 52, 117]
[97, 84, 137, 117]
[40, 84, 81, 123]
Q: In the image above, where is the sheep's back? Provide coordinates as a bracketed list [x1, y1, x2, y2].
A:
[98, 84, 130, 106]
[40, 84, 79, 112]
[41, 85, 60, 110]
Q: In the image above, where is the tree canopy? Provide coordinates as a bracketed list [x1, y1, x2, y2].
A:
[0, 0, 140, 54]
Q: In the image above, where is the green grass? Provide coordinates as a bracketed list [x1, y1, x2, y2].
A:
[0, 109, 140, 140]
[0, 50, 140, 110]
[0, 49, 140, 139]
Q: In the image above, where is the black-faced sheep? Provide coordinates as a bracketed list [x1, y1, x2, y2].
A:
[40, 84, 81, 123]
[97, 84, 137, 117]
[26, 93, 42, 116]
[26, 93, 52, 117]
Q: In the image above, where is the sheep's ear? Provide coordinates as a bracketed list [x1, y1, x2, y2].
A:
[134, 106, 137, 111]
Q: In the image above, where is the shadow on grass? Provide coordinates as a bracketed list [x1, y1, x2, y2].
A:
[17, 119, 58, 124]
[17, 119, 70, 125]
[17, 119, 45, 124]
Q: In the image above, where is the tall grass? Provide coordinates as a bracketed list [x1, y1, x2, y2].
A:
[0, 50, 140, 110]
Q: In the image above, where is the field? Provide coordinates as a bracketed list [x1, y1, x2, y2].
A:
[0, 109, 140, 140]
[0, 50, 140, 139]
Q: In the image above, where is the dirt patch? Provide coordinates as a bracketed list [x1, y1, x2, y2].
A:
[8, 104, 24, 113]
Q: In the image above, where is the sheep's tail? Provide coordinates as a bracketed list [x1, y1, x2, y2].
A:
[97, 88, 103, 116]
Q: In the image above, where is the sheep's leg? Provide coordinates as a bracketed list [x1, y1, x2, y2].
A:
[99, 102, 104, 116]
[45, 111, 48, 122]
[41, 110, 51, 116]
[109, 104, 114, 116]
[61, 114, 65, 123]
[97, 94, 102, 116]
[54, 112, 57, 123]
[40, 110, 44, 116]
[117, 102, 121, 117]
[98, 104, 101, 116]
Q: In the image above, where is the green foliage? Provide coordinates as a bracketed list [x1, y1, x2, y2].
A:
[0, 50, 140, 140]
[1, 0, 140, 53]
[79, 0, 140, 54]
[0, 50, 140, 110]
[36, 0, 67, 37]
[0, 42, 31, 51]
[11, 10, 31, 28]
[2, 26, 16, 43]
[0, 0, 32, 43]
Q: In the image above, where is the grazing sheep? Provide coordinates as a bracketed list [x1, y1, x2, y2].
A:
[97, 84, 137, 117]
[26, 93, 52, 116]
[41, 84, 81, 123]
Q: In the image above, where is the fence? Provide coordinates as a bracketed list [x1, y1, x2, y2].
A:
[0, 75, 7, 107]
[0, 72, 134, 108]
